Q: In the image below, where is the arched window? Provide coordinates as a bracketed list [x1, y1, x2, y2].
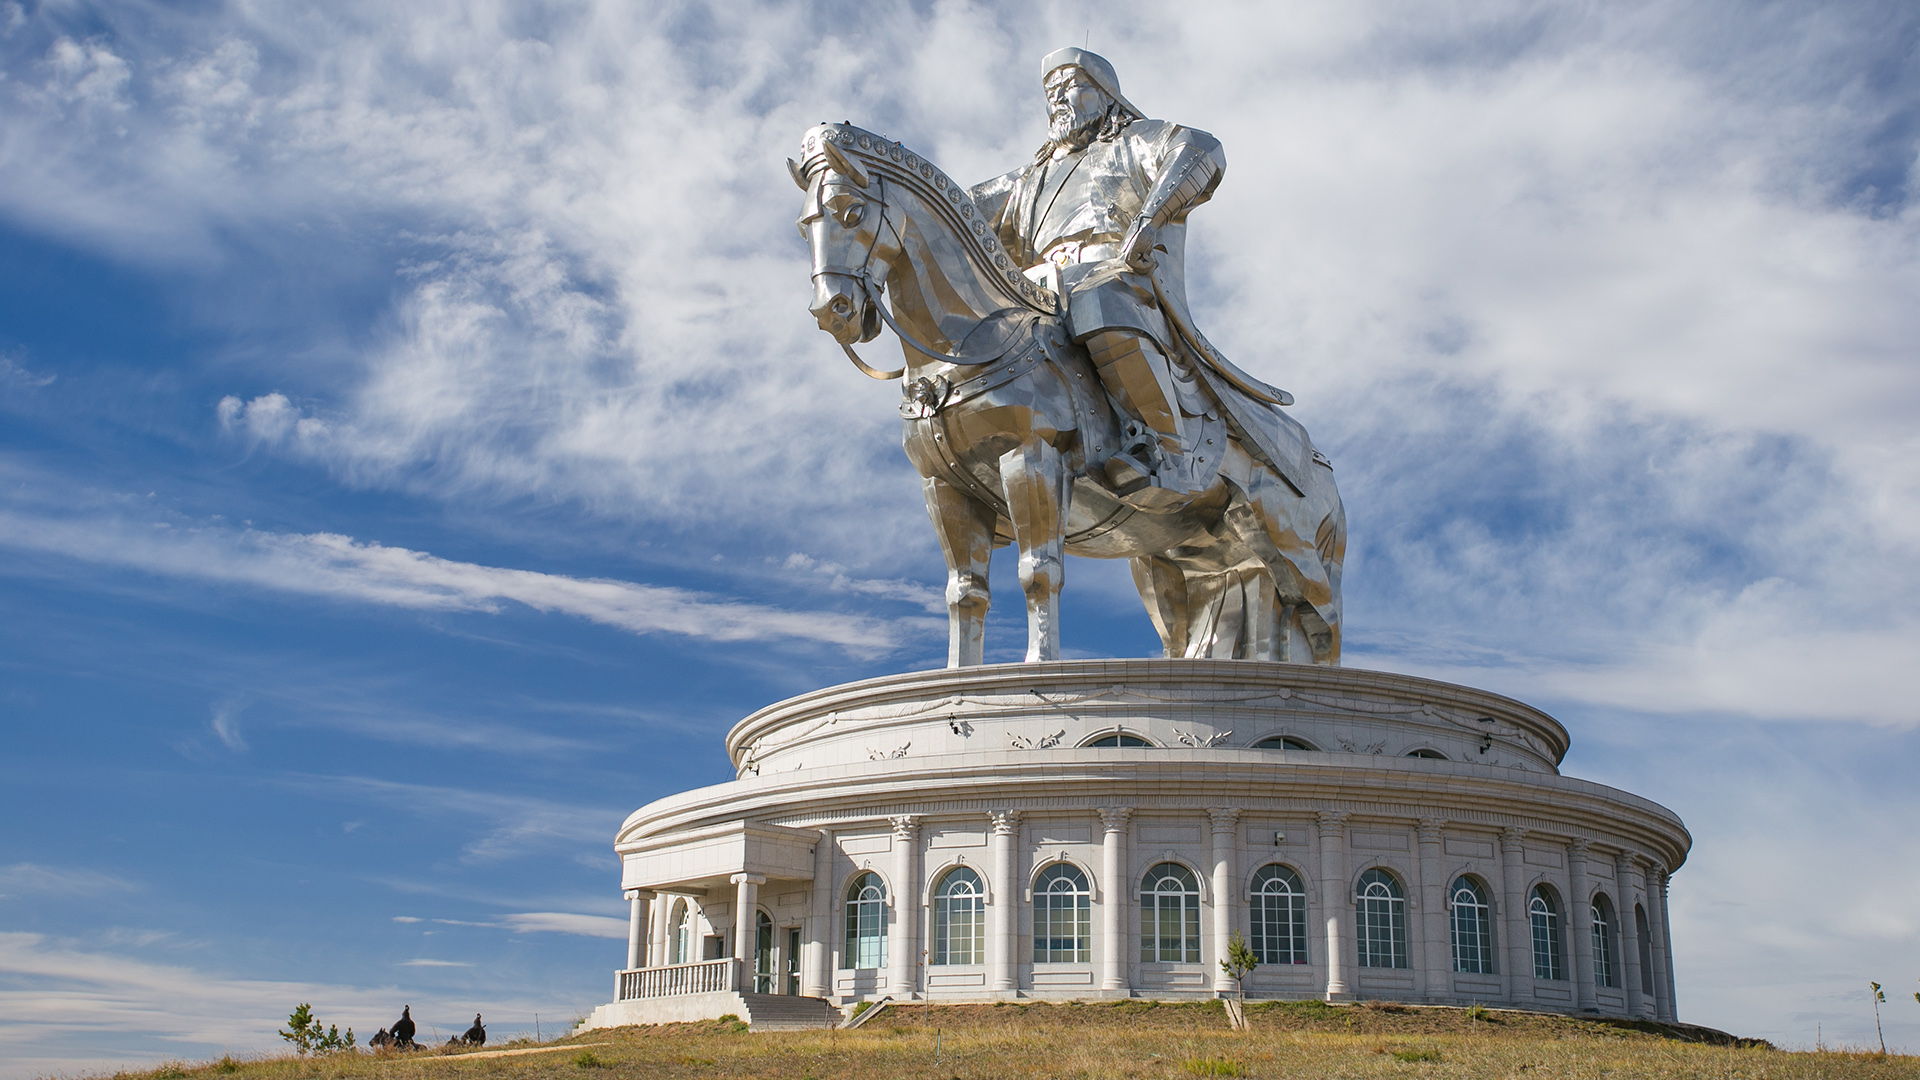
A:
[1590, 894, 1618, 989]
[1634, 904, 1655, 994]
[932, 867, 985, 965]
[1085, 733, 1153, 747]
[1140, 862, 1201, 963]
[1034, 863, 1092, 963]
[1254, 736, 1316, 751]
[754, 911, 774, 992]
[1355, 868, 1408, 968]
[1449, 876, 1494, 974]
[1530, 885, 1565, 980]
[1249, 864, 1308, 964]
[670, 899, 694, 965]
[844, 871, 888, 970]
[1405, 748, 1447, 760]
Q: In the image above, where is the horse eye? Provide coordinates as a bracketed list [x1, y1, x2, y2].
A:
[838, 203, 865, 227]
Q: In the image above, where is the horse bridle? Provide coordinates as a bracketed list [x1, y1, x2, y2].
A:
[813, 173, 1018, 380]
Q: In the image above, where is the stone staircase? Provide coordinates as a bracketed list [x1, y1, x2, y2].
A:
[738, 992, 841, 1031]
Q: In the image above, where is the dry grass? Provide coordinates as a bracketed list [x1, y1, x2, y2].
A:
[86, 1002, 1920, 1080]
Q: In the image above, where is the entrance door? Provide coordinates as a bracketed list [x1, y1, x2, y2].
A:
[785, 927, 802, 995]
[754, 912, 774, 993]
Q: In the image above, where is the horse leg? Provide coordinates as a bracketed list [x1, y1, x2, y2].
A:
[920, 474, 995, 667]
[1129, 556, 1189, 658]
[999, 435, 1069, 662]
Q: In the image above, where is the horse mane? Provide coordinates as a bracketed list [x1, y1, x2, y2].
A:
[799, 124, 1058, 317]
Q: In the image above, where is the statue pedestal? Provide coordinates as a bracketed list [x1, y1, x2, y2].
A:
[587, 660, 1685, 1028]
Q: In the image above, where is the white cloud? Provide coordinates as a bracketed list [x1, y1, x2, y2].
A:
[0, 933, 566, 1080]
[397, 959, 471, 968]
[280, 774, 616, 864]
[0, 864, 137, 899]
[498, 912, 627, 939]
[0, 490, 930, 651]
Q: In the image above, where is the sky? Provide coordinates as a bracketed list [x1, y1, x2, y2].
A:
[1, 0, 1917, 1073]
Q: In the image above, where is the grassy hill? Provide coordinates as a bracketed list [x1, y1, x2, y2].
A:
[101, 1001, 1917, 1080]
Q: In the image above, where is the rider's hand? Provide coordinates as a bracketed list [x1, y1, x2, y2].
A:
[1121, 221, 1156, 273]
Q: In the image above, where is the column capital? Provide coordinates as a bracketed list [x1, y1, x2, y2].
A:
[730, 873, 767, 886]
[1316, 809, 1349, 835]
[1416, 817, 1445, 843]
[625, 888, 658, 901]
[1098, 806, 1134, 832]
[1206, 807, 1241, 833]
[1615, 850, 1642, 876]
[1499, 826, 1528, 851]
[1569, 837, 1592, 857]
[989, 809, 1022, 835]
[890, 814, 923, 840]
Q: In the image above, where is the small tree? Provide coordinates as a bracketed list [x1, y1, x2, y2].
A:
[279, 1003, 354, 1055]
[1870, 983, 1886, 1054]
[1219, 930, 1259, 1030]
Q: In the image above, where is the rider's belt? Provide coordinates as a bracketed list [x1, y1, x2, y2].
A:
[1041, 239, 1121, 267]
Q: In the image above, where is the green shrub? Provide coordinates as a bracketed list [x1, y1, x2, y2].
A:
[571, 1051, 606, 1068]
[1392, 1048, 1443, 1063]
[212, 1057, 240, 1075]
[277, 1004, 353, 1056]
[1181, 1057, 1244, 1076]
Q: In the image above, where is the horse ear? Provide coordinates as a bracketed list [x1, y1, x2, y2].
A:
[821, 139, 870, 189]
[786, 157, 809, 191]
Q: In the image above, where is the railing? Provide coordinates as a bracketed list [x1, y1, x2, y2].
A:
[617, 958, 742, 1000]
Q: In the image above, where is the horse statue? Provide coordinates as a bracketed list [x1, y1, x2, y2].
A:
[792, 124, 1345, 667]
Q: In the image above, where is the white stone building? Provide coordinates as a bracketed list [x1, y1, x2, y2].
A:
[581, 659, 1687, 1029]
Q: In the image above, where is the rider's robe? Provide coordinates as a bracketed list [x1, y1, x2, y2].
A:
[967, 120, 1318, 501]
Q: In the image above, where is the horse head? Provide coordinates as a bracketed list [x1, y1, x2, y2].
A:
[795, 135, 894, 345]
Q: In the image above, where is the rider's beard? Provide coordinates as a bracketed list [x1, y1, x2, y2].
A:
[1048, 101, 1107, 152]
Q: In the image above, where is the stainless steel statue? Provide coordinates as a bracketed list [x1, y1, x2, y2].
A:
[795, 48, 1345, 667]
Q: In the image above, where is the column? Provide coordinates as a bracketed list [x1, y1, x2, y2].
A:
[731, 873, 765, 990]
[1647, 862, 1674, 1021]
[1317, 810, 1349, 1000]
[1499, 828, 1528, 1004]
[803, 828, 835, 998]
[989, 810, 1022, 993]
[648, 893, 669, 968]
[888, 815, 922, 998]
[1617, 852, 1647, 1017]
[625, 889, 655, 971]
[1416, 818, 1447, 999]
[1660, 869, 1679, 1019]
[1098, 806, 1134, 993]
[1569, 839, 1595, 1011]
[1208, 808, 1240, 995]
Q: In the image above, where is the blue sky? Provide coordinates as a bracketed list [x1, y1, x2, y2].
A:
[3, 0, 1918, 1073]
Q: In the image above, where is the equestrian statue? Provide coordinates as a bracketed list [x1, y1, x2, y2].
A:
[794, 48, 1345, 667]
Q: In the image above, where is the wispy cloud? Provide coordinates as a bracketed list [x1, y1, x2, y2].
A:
[497, 912, 627, 939]
[0, 933, 565, 1080]
[0, 496, 926, 651]
[397, 959, 471, 968]
[0, 864, 137, 899]
[281, 774, 616, 864]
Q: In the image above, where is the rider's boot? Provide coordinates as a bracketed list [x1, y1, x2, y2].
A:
[1087, 330, 1207, 503]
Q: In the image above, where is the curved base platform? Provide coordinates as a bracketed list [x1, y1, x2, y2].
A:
[592, 660, 1687, 1026]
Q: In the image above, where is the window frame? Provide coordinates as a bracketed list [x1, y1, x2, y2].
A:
[1249, 863, 1309, 965]
[1355, 867, 1409, 969]
[1139, 861, 1202, 964]
[931, 866, 985, 966]
[670, 898, 694, 966]
[1448, 875, 1495, 974]
[1590, 893, 1618, 989]
[844, 871, 889, 971]
[1253, 735, 1317, 751]
[1529, 885, 1566, 981]
[1033, 861, 1093, 964]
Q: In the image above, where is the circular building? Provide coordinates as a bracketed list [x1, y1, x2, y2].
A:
[582, 659, 1686, 1030]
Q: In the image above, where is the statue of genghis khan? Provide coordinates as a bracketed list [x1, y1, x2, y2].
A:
[968, 47, 1270, 508]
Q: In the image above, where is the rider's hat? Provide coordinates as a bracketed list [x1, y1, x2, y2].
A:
[1040, 47, 1143, 120]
